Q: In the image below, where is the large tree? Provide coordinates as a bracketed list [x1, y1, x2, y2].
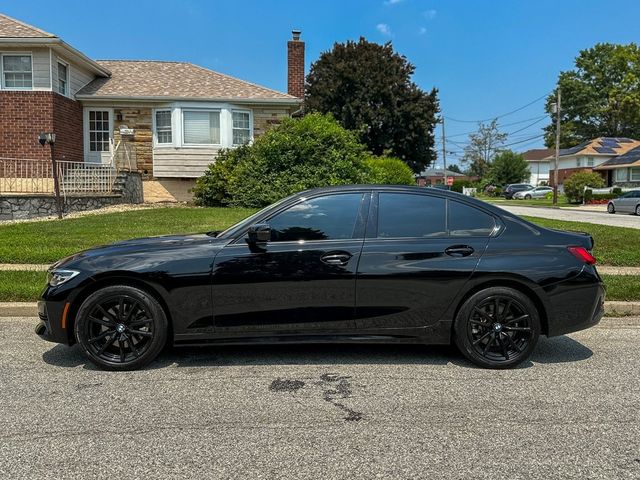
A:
[544, 43, 640, 148]
[487, 150, 530, 186]
[305, 38, 439, 173]
[460, 119, 507, 177]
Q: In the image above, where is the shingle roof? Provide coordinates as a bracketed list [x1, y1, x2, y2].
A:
[0, 13, 56, 38]
[522, 148, 554, 161]
[77, 60, 298, 102]
[595, 145, 640, 170]
[549, 137, 640, 158]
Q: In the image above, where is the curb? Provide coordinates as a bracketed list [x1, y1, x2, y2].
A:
[2, 301, 640, 322]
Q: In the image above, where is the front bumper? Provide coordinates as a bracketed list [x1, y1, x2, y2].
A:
[36, 299, 73, 345]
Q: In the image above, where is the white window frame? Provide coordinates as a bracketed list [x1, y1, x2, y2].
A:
[630, 168, 640, 182]
[181, 108, 222, 147]
[0, 52, 33, 91]
[576, 157, 582, 167]
[56, 59, 69, 97]
[152, 109, 174, 147]
[231, 109, 253, 146]
[614, 168, 628, 183]
[586, 156, 594, 167]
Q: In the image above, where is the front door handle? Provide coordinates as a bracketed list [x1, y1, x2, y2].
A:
[445, 245, 475, 257]
[320, 251, 352, 266]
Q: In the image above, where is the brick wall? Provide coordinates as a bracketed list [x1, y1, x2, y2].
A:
[287, 37, 305, 98]
[0, 91, 83, 162]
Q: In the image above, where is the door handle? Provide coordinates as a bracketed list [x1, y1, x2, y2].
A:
[444, 245, 475, 257]
[320, 252, 352, 266]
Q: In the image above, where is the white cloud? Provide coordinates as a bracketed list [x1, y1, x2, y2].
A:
[423, 9, 437, 19]
[376, 23, 393, 36]
[384, 0, 405, 5]
[418, 27, 427, 35]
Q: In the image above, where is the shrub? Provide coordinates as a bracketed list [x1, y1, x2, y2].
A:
[363, 155, 415, 185]
[451, 179, 473, 193]
[612, 187, 623, 195]
[563, 171, 605, 203]
[192, 113, 369, 207]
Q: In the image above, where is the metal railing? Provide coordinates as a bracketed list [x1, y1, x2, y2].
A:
[0, 157, 55, 194]
[57, 160, 117, 195]
[112, 140, 137, 172]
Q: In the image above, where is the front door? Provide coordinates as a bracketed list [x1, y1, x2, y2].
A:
[355, 192, 495, 331]
[84, 109, 113, 164]
[212, 192, 369, 334]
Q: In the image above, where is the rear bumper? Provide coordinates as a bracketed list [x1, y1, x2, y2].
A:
[545, 267, 605, 337]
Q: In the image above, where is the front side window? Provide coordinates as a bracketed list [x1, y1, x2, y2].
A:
[232, 111, 251, 145]
[155, 110, 172, 144]
[57, 62, 68, 95]
[2, 55, 32, 89]
[378, 193, 446, 238]
[448, 200, 495, 237]
[183, 110, 220, 144]
[268, 194, 363, 242]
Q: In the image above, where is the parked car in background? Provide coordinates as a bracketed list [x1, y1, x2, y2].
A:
[514, 186, 554, 200]
[607, 190, 640, 215]
[503, 183, 534, 199]
[37, 185, 604, 371]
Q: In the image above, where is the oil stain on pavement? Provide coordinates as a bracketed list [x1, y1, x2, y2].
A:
[269, 373, 363, 422]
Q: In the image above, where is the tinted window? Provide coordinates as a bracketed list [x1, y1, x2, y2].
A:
[378, 193, 446, 238]
[268, 193, 363, 242]
[448, 200, 495, 237]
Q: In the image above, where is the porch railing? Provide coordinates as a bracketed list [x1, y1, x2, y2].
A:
[0, 157, 54, 194]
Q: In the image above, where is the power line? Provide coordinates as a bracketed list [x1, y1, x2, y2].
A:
[444, 114, 548, 139]
[444, 92, 550, 123]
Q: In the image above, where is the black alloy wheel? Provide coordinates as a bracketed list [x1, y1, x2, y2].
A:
[454, 287, 540, 369]
[607, 203, 615, 214]
[75, 285, 167, 370]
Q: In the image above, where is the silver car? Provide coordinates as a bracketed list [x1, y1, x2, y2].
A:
[608, 190, 640, 215]
[514, 186, 553, 200]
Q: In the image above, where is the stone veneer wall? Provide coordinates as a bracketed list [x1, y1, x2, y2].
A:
[252, 106, 294, 137]
[0, 172, 143, 220]
[113, 107, 153, 176]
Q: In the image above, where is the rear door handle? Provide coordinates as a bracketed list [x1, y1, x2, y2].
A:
[445, 245, 475, 257]
[320, 251, 352, 266]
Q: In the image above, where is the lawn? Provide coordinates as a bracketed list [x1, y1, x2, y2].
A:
[522, 216, 640, 267]
[478, 195, 575, 208]
[0, 270, 636, 302]
[0, 207, 255, 264]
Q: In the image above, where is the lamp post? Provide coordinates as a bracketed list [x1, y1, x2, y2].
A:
[39, 132, 62, 219]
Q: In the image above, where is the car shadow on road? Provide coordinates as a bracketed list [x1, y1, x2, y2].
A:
[42, 335, 592, 371]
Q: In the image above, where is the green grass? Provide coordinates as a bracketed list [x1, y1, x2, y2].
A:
[0, 207, 256, 264]
[523, 216, 640, 267]
[0, 270, 636, 302]
[479, 195, 575, 208]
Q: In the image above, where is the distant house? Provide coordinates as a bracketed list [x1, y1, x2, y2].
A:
[544, 137, 640, 187]
[415, 168, 477, 187]
[522, 148, 553, 186]
[0, 14, 302, 190]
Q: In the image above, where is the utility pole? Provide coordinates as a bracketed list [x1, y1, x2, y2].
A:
[441, 117, 448, 188]
[553, 88, 561, 205]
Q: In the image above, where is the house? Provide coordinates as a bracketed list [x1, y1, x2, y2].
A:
[0, 13, 302, 197]
[415, 168, 477, 187]
[544, 137, 640, 187]
[594, 145, 640, 187]
[521, 148, 553, 186]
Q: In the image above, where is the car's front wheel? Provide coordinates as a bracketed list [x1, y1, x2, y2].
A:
[74, 285, 168, 371]
[525, 194, 532, 200]
[607, 203, 615, 214]
[453, 287, 540, 369]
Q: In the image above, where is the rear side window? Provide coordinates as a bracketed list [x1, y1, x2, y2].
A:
[378, 193, 446, 238]
[448, 200, 495, 237]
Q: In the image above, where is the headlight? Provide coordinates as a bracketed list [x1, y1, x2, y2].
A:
[47, 269, 80, 287]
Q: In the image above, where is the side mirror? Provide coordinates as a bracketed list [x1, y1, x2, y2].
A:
[246, 223, 271, 250]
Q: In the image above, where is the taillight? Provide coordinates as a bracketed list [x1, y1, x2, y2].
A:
[568, 246, 596, 265]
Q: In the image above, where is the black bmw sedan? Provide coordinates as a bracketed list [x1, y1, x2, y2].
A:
[36, 185, 604, 370]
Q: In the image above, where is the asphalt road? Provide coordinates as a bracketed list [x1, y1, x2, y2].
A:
[499, 204, 640, 229]
[1, 317, 639, 479]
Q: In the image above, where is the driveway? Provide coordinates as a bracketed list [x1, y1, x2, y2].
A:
[1, 317, 639, 479]
[498, 204, 640, 229]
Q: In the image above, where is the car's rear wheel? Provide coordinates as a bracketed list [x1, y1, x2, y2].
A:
[635, 204, 639, 216]
[453, 287, 540, 369]
[607, 203, 615, 214]
[74, 285, 168, 371]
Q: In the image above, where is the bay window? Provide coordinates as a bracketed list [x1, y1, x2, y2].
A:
[2, 55, 32, 89]
[155, 110, 173, 145]
[232, 110, 251, 145]
[183, 110, 220, 145]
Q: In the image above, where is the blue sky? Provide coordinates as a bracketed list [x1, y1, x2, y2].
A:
[4, 0, 640, 166]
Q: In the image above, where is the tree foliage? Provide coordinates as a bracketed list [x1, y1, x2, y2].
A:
[486, 150, 530, 186]
[563, 171, 605, 203]
[460, 119, 508, 177]
[544, 43, 640, 148]
[305, 37, 439, 173]
[447, 164, 463, 174]
[363, 155, 415, 185]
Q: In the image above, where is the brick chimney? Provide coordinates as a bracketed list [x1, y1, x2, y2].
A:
[287, 30, 305, 98]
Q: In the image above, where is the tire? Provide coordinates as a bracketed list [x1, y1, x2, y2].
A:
[74, 285, 168, 371]
[453, 287, 540, 369]
[607, 203, 615, 214]
[636, 204, 639, 216]
[525, 194, 532, 200]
